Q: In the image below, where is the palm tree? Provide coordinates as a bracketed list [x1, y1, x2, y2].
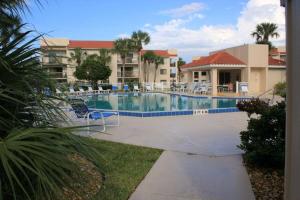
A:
[131, 30, 150, 83]
[251, 22, 280, 49]
[153, 55, 164, 83]
[0, 27, 102, 200]
[113, 38, 135, 84]
[0, 14, 22, 44]
[0, 1, 101, 199]
[177, 57, 186, 82]
[69, 47, 86, 66]
[142, 51, 156, 83]
[98, 48, 111, 66]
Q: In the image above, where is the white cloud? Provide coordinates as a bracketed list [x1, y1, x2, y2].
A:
[145, 0, 285, 61]
[117, 33, 130, 39]
[160, 2, 205, 18]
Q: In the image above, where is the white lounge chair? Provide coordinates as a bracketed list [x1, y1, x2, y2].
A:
[133, 85, 140, 92]
[78, 88, 86, 95]
[69, 88, 77, 96]
[56, 88, 62, 95]
[98, 86, 110, 94]
[193, 84, 208, 95]
[145, 85, 152, 92]
[179, 84, 186, 93]
[88, 86, 97, 94]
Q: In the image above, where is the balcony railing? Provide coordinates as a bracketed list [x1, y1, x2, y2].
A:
[49, 72, 66, 79]
[117, 57, 138, 64]
[170, 62, 176, 67]
[117, 71, 139, 78]
[42, 56, 68, 65]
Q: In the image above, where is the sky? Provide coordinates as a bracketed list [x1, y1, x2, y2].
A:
[24, 0, 285, 62]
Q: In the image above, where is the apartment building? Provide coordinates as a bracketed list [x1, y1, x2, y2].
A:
[181, 44, 286, 95]
[40, 38, 178, 84]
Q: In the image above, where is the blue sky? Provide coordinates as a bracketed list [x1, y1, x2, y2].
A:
[25, 0, 285, 61]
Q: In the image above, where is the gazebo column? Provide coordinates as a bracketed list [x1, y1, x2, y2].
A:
[284, 0, 300, 200]
[210, 68, 218, 96]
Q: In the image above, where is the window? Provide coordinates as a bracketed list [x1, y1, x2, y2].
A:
[194, 80, 199, 82]
[193, 72, 199, 78]
[160, 69, 167, 75]
[219, 72, 231, 85]
[127, 53, 133, 58]
[160, 80, 167, 83]
[201, 71, 207, 76]
[170, 58, 176, 67]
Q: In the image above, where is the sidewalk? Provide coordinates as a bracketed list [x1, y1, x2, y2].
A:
[93, 112, 255, 200]
[130, 151, 255, 200]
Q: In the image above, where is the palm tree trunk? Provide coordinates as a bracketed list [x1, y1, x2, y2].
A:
[147, 62, 150, 83]
[144, 62, 147, 83]
[154, 66, 158, 83]
[138, 51, 141, 84]
[122, 59, 125, 85]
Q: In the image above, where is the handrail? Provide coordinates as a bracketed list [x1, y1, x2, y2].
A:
[257, 88, 274, 98]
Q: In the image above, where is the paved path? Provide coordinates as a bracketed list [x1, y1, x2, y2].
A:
[93, 112, 255, 200]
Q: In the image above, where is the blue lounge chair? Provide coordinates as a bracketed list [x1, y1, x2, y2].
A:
[70, 99, 119, 133]
[112, 85, 118, 92]
[124, 85, 129, 91]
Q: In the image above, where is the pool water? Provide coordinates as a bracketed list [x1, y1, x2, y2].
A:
[86, 93, 239, 112]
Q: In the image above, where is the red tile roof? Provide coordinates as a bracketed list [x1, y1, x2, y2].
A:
[141, 50, 177, 57]
[269, 57, 286, 66]
[181, 52, 245, 69]
[68, 40, 114, 49]
[270, 48, 286, 55]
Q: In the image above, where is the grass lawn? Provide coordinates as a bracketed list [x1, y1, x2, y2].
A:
[86, 138, 162, 200]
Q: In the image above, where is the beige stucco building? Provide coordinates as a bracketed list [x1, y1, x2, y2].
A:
[40, 38, 178, 85]
[181, 44, 286, 95]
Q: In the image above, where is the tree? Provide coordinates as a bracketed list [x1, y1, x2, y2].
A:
[74, 55, 112, 88]
[0, 14, 22, 44]
[177, 57, 186, 82]
[98, 48, 111, 66]
[69, 47, 86, 66]
[0, 30, 102, 200]
[131, 30, 150, 83]
[0, 1, 102, 199]
[153, 55, 164, 83]
[142, 51, 156, 82]
[113, 38, 135, 84]
[251, 22, 280, 49]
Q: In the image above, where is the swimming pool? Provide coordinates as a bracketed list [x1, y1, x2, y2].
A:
[85, 93, 244, 117]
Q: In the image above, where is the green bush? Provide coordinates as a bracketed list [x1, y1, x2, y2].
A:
[274, 82, 286, 98]
[237, 99, 286, 168]
[127, 81, 139, 91]
[100, 84, 112, 90]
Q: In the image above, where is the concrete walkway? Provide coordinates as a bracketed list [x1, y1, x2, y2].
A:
[93, 112, 255, 200]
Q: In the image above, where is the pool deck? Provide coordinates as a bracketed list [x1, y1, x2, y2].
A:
[93, 112, 255, 200]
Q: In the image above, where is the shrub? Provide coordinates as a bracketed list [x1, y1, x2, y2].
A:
[237, 99, 286, 168]
[274, 82, 286, 98]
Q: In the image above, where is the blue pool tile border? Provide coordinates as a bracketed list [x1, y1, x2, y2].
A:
[208, 107, 240, 114]
[116, 108, 239, 117]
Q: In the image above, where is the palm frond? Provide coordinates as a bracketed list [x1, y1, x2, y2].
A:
[0, 128, 103, 200]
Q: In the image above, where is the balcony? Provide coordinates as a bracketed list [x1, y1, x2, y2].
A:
[170, 62, 176, 67]
[117, 71, 139, 78]
[42, 56, 68, 65]
[117, 57, 138, 64]
[49, 72, 66, 79]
